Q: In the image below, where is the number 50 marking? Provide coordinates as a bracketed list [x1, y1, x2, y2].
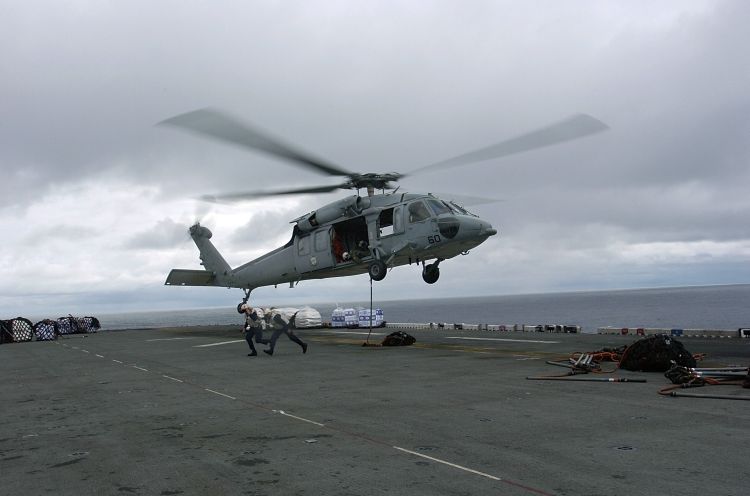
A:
[427, 235, 442, 244]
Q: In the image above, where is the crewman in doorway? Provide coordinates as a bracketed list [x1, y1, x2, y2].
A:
[263, 308, 308, 356]
[239, 303, 269, 357]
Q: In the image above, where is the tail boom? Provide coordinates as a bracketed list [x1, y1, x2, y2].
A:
[164, 223, 232, 288]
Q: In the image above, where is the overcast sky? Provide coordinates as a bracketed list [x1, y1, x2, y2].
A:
[1, 0, 748, 317]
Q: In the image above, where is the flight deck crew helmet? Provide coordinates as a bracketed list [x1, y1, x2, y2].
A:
[237, 302, 246, 314]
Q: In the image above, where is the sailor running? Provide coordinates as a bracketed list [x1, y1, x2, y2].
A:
[263, 308, 308, 356]
[238, 303, 269, 357]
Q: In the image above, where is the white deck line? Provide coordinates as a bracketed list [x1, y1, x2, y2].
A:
[193, 340, 245, 348]
[446, 336, 559, 344]
[205, 388, 236, 400]
[393, 446, 501, 481]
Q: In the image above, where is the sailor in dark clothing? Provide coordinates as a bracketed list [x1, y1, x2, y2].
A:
[239, 304, 269, 356]
[263, 308, 308, 356]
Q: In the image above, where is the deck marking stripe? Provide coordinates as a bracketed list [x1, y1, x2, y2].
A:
[393, 446, 501, 480]
[132, 366, 149, 372]
[146, 337, 195, 342]
[323, 331, 386, 336]
[112, 359, 123, 364]
[193, 340, 245, 348]
[162, 375, 183, 383]
[446, 337, 559, 344]
[275, 410, 325, 427]
[95, 354, 104, 358]
[205, 388, 236, 400]
[81, 350, 90, 353]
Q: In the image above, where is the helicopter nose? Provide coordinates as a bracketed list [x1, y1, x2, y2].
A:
[479, 221, 497, 237]
[458, 218, 496, 238]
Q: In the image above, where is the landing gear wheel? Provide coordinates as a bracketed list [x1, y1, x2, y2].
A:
[368, 260, 387, 281]
[422, 264, 440, 284]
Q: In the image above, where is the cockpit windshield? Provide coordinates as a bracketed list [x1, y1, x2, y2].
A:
[425, 199, 452, 216]
[448, 201, 477, 217]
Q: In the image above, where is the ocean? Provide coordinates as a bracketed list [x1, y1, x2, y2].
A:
[92, 284, 750, 334]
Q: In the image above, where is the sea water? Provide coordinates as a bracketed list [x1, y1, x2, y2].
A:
[94, 284, 750, 333]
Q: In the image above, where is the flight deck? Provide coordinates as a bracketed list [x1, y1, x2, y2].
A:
[1, 326, 748, 495]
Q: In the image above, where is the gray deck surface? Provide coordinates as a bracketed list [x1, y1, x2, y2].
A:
[2, 326, 749, 496]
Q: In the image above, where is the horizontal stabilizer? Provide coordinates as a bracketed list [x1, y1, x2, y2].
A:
[165, 269, 218, 287]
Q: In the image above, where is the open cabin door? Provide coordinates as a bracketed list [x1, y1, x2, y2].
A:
[331, 216, 370, 265]
[295, 226, 335, 274]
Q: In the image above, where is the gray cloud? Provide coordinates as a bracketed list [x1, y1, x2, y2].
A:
[1, 0, 748, 315]
[124, 218, 190, 250]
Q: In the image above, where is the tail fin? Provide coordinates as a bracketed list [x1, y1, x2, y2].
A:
[164, 223, 231, 287]
[189, 223, 231, 276]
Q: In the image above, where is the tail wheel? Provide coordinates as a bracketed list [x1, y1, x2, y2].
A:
[422, 264, 440, 284]
[368, 260, 387, 281]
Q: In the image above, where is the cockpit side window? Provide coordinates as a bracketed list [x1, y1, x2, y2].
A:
[426, 199, 452, 216]
[408, 201, 431, 223]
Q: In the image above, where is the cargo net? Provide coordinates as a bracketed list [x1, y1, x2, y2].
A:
[33, 319, 59, 341]
[0, 318, 34, 343]
[0, 316, 102, 344]
[56, 316, 101, 335]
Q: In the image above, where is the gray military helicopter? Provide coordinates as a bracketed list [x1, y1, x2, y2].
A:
[161, 109, 607, 302]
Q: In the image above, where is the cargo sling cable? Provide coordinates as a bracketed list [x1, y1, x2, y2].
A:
[362, 276, 381, 347]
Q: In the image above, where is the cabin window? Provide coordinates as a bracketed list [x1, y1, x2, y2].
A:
[378, 208, 394, 237]
[314, 230, 328, 251]
[393, 206, 404, 233]
[297, 236, 310, 256]
[408, 201, 431, 223]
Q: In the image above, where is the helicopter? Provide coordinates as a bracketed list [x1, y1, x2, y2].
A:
[161, 109, 607, 302]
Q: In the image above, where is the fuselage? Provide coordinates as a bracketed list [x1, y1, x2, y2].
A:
[226, 192, 496, 290]
[166, 192, 497, 292]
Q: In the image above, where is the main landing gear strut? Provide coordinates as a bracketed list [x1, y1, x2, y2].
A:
[422, 259, 441, 284]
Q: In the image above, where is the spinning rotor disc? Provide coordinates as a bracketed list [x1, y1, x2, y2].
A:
[159, 108, 608, 202]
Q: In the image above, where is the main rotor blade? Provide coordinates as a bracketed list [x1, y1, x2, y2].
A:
[159, 108, 352, 177]
[200, 183, 348, 203]
[412, 113, 608, 174]
[429, 192, 503, 207]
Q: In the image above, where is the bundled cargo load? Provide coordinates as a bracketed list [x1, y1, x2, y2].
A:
[75, 316, 101, 333]
[358, 308, 384, 328]
[293, 307, 322, 328]
[343, 308, 358, 328]
[33, 319, 59, 341]
[382, 331, 416, 346]
[331, 307, 346, 328]
[619, 334, 696, 372]
[0, 315, 101, 344]
[0, 318, 34, 343]
[57, 316, 79, 335]
[56, 316, 101, 334]
[331, 307, 385, 328]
